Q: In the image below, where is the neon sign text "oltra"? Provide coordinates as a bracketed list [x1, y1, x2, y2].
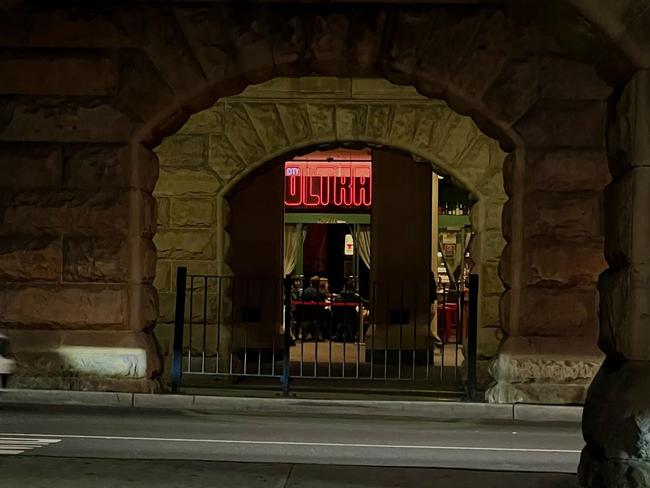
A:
[284, 161, 372, 209]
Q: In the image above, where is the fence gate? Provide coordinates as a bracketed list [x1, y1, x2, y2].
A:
[171, 268, 478, 399]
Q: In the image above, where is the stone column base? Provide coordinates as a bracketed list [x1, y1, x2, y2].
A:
[579, 358, 650, 487]
[8, 374, 159, 393]
[4, 329, 161, 393]
[485, 336, 603, 404]
[579, 447, 650, 488]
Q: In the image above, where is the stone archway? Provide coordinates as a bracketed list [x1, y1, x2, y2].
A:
[152, 77, 508, 375]
[0, 3, 615, 405]
[2, 0, 650, 484]
[128, 5, 611, 403]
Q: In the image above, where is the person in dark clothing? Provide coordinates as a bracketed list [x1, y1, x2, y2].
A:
[430, 271, 438, 304]
[430, 271, 443, 347]
[299, 276, 324, 340]
[301, 275, 323, 302]
[289, 276, 303, 342]
[317, 278, 333, 339]
[334, 278, 368, 342]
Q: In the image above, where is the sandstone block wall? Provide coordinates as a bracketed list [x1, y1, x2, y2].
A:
[578, 70, 650, 487]
[0, 2, 623, 398]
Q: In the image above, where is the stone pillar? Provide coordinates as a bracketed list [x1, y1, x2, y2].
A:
[579, 71, 650, 487]
[0, 142, 160, 392]
[0, 43, 169, 392]
[487, 59, 612, 404]
[152, 134, 223, 379]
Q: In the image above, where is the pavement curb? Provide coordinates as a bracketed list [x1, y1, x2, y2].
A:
[0, 389, 583, 423]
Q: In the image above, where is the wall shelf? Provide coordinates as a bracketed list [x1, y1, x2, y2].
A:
[438, 215, 470, 229]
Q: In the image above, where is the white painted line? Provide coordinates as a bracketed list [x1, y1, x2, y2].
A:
[0, 438, 52, 442]
[0, 435, 61, 455]
[0, 433, 581, 454]
[0, 441, 42, 445]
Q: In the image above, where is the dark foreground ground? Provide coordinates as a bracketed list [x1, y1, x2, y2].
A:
[2, 457, 575, 488]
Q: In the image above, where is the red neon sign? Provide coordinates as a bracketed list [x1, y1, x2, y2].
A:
[284, 161, 372, 210]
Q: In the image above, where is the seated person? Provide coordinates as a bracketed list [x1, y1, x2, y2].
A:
[302, 275, 323, 302]
[298, 276, 324, 341]
[318, 277, 332, 339]
[338, 278, 368, 306]
[318, 277, 331, 301]
[333, 278, 368, 342]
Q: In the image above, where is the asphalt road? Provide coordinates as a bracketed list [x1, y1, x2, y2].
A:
[0, 403, 583, 474]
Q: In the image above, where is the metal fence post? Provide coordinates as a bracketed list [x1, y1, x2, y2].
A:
[171, 267, 187, 393]
[281, 275, 292, 397]
[466, 273, 479, 401]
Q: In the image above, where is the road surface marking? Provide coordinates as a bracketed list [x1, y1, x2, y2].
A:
[0, 435, 60, 455]
[0, 433, 581, 454]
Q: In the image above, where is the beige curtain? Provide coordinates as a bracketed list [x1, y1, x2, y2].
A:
[356, 225, 371, 269]
[284, 224, 300, 276]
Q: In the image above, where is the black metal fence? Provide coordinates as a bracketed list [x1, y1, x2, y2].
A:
[170, 268, 478, 399]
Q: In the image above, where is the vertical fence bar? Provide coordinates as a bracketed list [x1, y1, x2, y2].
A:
[229, 277, 235, 375]
[201, 276, 208, 373]
[313, 300, 318, 377]
[258, 278, 264, 376]
[426, 285, 431, 380]
[281, 275, 291, 396]
[188, 276, 194, 356]
[440, 284, 446, 381]
[455, 280, 462, 380]
[398, 282, 404, 380]
[328, 305, 333, 377]
[356, 292, 361, 379]
[300, 311, 304, 377]
[384, 283, 389, 379]
[216, 277, 222, 374]
[271, 278, 278, 377]
[370, 280, 376, 379]
[342, 306, 347, 378]
[171, 267, 187, 393]
[412, 282, 417, 380]
[466, 273, 479, 401]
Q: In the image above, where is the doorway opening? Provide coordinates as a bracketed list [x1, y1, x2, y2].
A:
[283, 148, 373, 368]
[279, 146, 476, 389]
[169, 137, 486, 397]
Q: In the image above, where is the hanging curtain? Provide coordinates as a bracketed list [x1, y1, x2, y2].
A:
[356, 225, 371, 269]
[284, 224, 300, 276]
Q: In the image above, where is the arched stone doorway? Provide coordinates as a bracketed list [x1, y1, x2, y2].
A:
[1, 1, 649, 484]
[152, 77, 508, 387]
[0, 2, 613, 408]
[126, 6, 612, 405]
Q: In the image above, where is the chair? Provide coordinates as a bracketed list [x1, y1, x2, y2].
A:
[437, 303, 458, 343]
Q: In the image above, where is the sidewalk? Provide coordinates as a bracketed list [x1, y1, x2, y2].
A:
[0, 388, 583, 423]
